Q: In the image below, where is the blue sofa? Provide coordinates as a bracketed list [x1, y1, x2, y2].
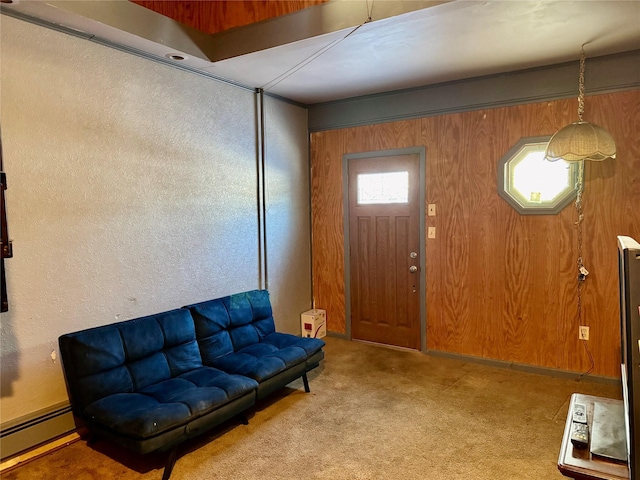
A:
[58, 290, 325, 480]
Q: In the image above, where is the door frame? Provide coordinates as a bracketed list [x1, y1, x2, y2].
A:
[342, 146, 427, 353]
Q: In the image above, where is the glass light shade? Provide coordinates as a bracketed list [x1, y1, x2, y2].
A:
[544, 121, 617, 162]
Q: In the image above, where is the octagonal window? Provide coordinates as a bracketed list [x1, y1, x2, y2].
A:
[498, 136, 579, 215]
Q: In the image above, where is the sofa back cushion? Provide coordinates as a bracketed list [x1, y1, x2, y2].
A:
[226, 294, 259, 350]
[188, 298, 235, 363]
[59, 308, 202, 413]
[187, 290, 276, 360]
[245, 290, 276, 338]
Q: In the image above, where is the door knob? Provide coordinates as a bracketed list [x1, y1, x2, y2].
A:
[409, 266, 418, 273]
[410, 252, 418, 259]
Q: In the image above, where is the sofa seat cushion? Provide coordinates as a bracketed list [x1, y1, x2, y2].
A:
[84, 367, 257, 440]
[262, 332, 325, 357]
[85, 393, 191, 440]
[210, 343, 307, 382]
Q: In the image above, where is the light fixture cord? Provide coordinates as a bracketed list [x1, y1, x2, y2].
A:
[577, 47, 585, 122]
[575, 45, 594, 378]
[576, 161, 585, 282]
[576, 160, 594, 379]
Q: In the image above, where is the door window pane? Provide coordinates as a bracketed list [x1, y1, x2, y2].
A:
[357, 171, 409, 205]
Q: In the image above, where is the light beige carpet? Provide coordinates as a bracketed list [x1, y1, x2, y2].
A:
[2, 337, 620, 480]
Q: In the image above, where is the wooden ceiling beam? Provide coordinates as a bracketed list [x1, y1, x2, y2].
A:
[131, 0, 330, 35]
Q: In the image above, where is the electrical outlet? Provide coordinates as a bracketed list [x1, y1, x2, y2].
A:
[579, 326, 590, 341]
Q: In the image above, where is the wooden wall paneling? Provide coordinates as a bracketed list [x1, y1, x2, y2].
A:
[426, 113, 472, 353]
[310, 129, 347, 333]
[528, 216, 557, 368]
[421, 117, 444, 351]
[584, 156, 620, 377]
[265, 1, 327, 21]
[540, 98, 587, 374]
[310, 90, 640, 377]
[473, 107, 513, 363]
[462, 109, 508, 361]
[500, 105, 536, 366]
[530, 102, 577, 371]
[344, 120, 420, 155]
[451, 110, 488, 358]
[133, 2, 185, 26]
[132, 1, 328, 34]
[524, 213, 570, 369]
[500, 102, 563, 369]
[557, 203, 582, 373]
[535, 94, 636, 375]
[578, 92, 640, 376]
[503, 213, 532, 363]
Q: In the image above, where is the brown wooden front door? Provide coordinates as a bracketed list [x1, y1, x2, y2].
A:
[348, 153, 421, 350]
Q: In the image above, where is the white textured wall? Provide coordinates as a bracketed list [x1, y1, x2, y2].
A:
[0, 16, 310, 424]
[265, 98, 312, 333]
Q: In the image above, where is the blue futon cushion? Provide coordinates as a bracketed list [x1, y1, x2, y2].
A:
[84, 367, 257, 439]
[187, 290, 324, 382]
[59, 308, 258, 440]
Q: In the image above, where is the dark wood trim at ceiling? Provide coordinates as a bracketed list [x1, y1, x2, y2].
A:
[131, 0, 330, 35]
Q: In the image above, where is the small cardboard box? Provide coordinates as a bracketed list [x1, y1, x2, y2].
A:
[301, 309, 326, 339]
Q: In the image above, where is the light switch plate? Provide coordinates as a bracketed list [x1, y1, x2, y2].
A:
[428, 227, 436, 239]
[428, 204, 436, 216]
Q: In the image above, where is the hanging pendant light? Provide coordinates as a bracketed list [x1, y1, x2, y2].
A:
[544, 48, 616, 378]
[544, 47, 617, 163]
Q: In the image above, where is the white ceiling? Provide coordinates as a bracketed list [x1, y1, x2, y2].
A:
[212, 0, 640, 104]
[3, 0, 640, 105]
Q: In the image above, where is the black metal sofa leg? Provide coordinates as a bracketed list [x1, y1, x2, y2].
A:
[161, 447, 179, 480]
[238, 413, 249, 425]
[86, 433, 98, 446]
[302, 372, 310, 393]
